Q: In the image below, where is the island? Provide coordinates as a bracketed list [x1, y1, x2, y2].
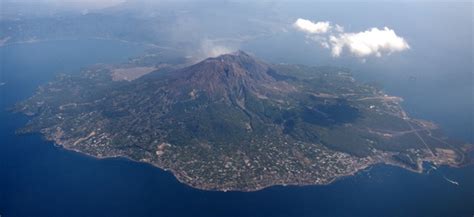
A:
[14, 50, 473, 191]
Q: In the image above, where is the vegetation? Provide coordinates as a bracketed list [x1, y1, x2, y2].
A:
[14, 51, 470, 191]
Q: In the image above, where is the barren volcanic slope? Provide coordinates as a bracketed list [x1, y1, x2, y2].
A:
[15, 51, 472, 191]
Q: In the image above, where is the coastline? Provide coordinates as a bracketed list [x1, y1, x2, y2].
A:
[35, 132, 464, 192]
[0, 36, 175, 51]
[5, 38, 470, 192]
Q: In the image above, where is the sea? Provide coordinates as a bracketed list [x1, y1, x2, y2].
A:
[1, 39, 473, 217]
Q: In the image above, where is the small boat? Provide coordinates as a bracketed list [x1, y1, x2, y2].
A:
[444, 176, 459, 185]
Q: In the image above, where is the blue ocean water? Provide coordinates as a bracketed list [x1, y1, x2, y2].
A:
[1, 40, 473, 217]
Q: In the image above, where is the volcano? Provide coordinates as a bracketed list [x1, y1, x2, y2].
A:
[151, 51, 296, 102]
[16, 50, 470, 191]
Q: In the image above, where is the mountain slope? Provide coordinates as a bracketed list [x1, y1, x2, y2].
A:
[15, 51, 471, 191]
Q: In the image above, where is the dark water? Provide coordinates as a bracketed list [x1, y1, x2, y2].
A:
[1, 40, 473, 217]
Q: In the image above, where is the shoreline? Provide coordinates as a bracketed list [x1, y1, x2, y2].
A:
[0, 37, 176, 51]
[6, 39, 470, 192]
[13, 104, 469, 192]
[42, 134, 465, 192]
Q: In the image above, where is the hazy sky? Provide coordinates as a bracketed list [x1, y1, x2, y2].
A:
[2, 0, 125, 9]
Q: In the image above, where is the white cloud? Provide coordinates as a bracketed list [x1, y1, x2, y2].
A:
[203, 44, 234, 58]
[190, 39, 237, 61]
[329, 27, 410, 57]
[334, 24, 344, 33]
[293, 18, 410, 58]
[293, 18, 331, 34]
